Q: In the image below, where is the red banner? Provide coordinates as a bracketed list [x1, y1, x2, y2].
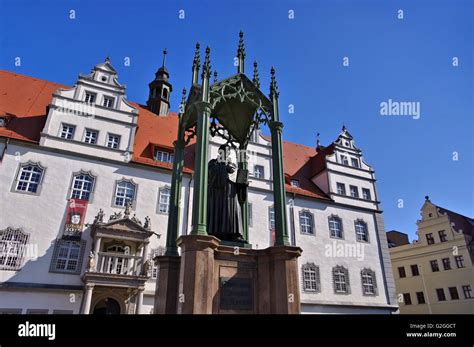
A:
[63, 199, 88, 240]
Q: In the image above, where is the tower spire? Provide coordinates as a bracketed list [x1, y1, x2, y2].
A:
[162, 49, 167, 68]
[213, 70, 218, 84]
[192, 42, 201, 85]
[202, 47, 211, 79]
[253, 61, 260, 89]
[237, 31, 246, 74]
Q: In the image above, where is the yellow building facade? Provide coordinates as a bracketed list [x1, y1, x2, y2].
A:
[389, 197, 473, 314]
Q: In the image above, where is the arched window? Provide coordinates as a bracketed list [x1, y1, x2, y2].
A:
[328, 215, 343, 239]
[14, 162, 45, 194]
[0, 227, 30, 271]
[355, 220, 369, 242]
[333, 265, 350, 294]
[301, 263, 320, 293]
[162, 88, 169, 100]
[299, 210, 314, 235]
[70, 172, 95, 201]
[114, 179, 137, 207]
[361, 268, 377, 296]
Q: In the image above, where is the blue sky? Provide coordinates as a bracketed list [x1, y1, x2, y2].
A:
[1, 0, 473, 241]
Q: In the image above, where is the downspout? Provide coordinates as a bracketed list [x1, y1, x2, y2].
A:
[0, 138, 9, 163]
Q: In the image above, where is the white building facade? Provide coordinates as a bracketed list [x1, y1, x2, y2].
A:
[0, 58, 397, 314]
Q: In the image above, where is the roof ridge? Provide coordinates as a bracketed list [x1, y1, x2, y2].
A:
[435, 204, 473, 221]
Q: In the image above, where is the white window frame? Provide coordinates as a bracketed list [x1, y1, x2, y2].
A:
[333, 266, 350, 294]
[355, 220, 369, 242]
[336, 182, 346, 195]
[106, 133, 121, 149]
[299, 210, 314, 235]
[13, 161, 45, 195]
[254, 165, 264, 179]
[362, 188, 371, 200]
[103, 96, 115, 108]
[155, 150, 174, 163]
[84, 129, 99, 145]
[113, 179, 137, 207]
[328, 215, 343, 239]
[351, 157, 359, 168]
[361, 268, 377, 296]
[290, 179, 300, 187]
[158, 186, 171, 214]
[341, 155, 349, 165]
[49, 239, 86, 274]
[84, 91, 96, 104]
[349, 185, 359, 198]
[302, 263, 320, 293]
[70, 171, 95, 201]
[268, 206, 275, 231]
[0, 227, 30, 271]
[60, 123, 76, 140]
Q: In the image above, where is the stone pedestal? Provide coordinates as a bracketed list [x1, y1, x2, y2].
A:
[176, 235, 220, 314]
[154, 255, 181, 314]
[153, 234, 302, 314]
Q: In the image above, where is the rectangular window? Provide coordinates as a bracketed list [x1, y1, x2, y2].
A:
[403, 293, 412, 305]
[299, 211, 314, 235]
[438, 230, 447, 242]
[49, 240, 85, 274]
[336, 182, 346, 195]
[398, 266, 406, 278]
[158, 188, 171, 214]
[410, 264, 420, 276]
[442, 258, 451, 270]
[0, 228, 30, 271]
[341, 155, 349, 165]
[155, 150, 174, 163]
[462, 285, 472, 299]
[103, 96, 114, 108]
[302, 265, 320, 292]
[268, 206, 275, 231]
[351, 158, 359, 168]
[106, 134, 121, 149]
[114, 181, 136, 207]
[430, 260, 439, 272]
[52, 310, 74, 314]
[448, 287, 459, 300]
[84, 92, 96, 104]
[253, 165, 264, 179]
[426, 233, 435, 245]
[84, 129, 98, 144]
[26, 309, 49, 314]
[349, 185, 359, 198]
[416, 291, 426, 304]
[455, 255, 465, 268]
[436, 288, 446, 301]
[362, 188, 371, 200]
[60, 124, 75, 140]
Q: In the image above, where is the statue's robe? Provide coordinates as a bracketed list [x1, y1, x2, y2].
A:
[207, 159, 245, 241]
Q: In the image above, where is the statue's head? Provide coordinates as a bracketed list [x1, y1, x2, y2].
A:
[217, 144, 231, 162]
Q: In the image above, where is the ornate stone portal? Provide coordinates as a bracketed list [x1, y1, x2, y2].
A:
[154, 32, 302, 314]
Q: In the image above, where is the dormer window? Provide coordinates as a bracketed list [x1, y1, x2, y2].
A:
[290, 179, 300, 187]
[0, 117, 6, 127]
[103, 96, 114, 108]
[84, 92, 96, 104]
[155, 150, 174, 163]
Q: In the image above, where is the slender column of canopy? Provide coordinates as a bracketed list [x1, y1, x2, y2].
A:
[190, 47, 212, 235]
[165, 89, 187, 256]
[269, 68, 290, 246]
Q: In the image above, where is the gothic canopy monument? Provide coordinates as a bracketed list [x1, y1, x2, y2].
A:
[154, 32, 302, 314]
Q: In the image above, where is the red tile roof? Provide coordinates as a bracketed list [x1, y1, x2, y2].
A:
[0, 70, 330, 200]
